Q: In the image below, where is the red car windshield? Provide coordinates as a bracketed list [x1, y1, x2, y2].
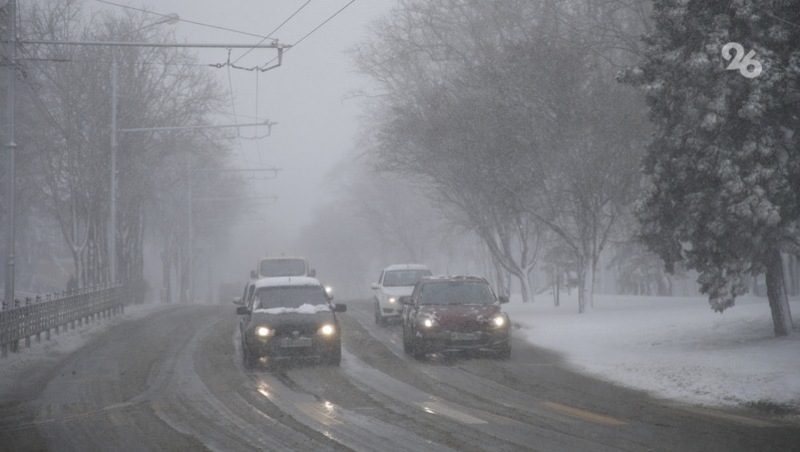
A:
[418, 281, 495, 305]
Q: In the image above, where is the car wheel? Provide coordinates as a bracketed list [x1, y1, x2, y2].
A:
[402, 326, 412, 354]
[243, 345, 257, 369]
[327, 352, 342, 366]
[411, 338, 426, 360]
[494, 342, 511, 360]
[374, 302, 383, 325]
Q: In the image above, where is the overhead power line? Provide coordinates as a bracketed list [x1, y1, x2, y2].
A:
[232, 0, 313, 65]
[94, 0, 276, 41]
[258, 0, 356, 70]
[291, 0, 356, 50]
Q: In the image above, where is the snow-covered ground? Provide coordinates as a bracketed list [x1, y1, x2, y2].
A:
[0, 302, 170, 393]
[505, 294, 800, 411]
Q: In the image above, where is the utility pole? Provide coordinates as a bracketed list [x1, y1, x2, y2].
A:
[20, 38, 288, 295]
[4, 0, 16, 304]
[185, 153, 193, 303]
[109, 55, 118, 285]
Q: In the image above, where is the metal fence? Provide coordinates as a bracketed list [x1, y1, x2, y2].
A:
[0, 285, 125, 358]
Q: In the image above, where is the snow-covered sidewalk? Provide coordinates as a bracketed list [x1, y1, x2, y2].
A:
[504, 294, 800, 412]
[0, 302, 170, 393]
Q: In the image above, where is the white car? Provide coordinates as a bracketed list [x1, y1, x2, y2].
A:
[371, 264, 432, 325]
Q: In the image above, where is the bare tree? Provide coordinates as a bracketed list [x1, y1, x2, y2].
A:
[17, 1, 227, 301]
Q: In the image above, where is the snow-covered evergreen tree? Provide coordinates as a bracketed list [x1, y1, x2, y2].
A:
[623, 0, 799, 336]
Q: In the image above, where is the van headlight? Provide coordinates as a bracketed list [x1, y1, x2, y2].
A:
[255, 326, 273, 337]
[319, 324, 336, 336]
[492, 315, 506, 328]
[388, 297, 396, 304]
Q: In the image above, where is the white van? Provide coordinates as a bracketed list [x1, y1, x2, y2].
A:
[257, 256, 315, 278]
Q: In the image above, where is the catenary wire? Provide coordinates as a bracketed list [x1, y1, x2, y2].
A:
[232, 0, 313, 64]
[94, 0, 276, 41]
[258, 0, 356, 70]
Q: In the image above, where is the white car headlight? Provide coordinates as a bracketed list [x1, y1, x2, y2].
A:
[388, 297, 397, 304]
[422, 318, 436, 328]
[255, 326, 272, 337]
[319, 324, 336, 336]
[492, 315, 506, 327]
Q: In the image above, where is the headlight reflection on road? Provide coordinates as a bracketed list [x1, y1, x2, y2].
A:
[256, 382, 272, 399]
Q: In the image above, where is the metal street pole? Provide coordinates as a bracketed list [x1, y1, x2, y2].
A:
[117, 123, 274, 304]
[4, 0, 16, 304]
[186, 154, 193, 303]
[109, 55, 118, 285]
[109, 14, 180, 288]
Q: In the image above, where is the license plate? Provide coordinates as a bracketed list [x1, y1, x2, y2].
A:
[280, 337, 312, 348]
[451, 332, 479, 341]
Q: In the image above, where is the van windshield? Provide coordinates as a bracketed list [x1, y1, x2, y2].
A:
[259, 259, 306, 277]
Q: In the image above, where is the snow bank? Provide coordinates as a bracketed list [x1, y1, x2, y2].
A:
[255, 303, 330, 315]
[504, 294, 800, 411]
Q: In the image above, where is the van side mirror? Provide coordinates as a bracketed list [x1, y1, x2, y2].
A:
[333, 303, 347, 313]
[236, 306, 250, 315]
[309, 268, 316, 277]
[498, 295, 509, 304]
[399, 296, 413, 305]
[250, 270, 257, 279]
[232, 297, 244, 306]
[371, 283, 379, 290]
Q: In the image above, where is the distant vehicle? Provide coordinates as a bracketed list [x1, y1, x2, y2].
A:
[401, 276, 510, 359]
[236, 276, 346, 368]
[257, 256, 315, 278]
[371, 264, 432, 325]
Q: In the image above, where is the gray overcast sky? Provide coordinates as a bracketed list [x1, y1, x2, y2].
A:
[90, 0, 394, 240]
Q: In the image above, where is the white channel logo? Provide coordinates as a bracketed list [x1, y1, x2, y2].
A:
[722, 42, 762, 79]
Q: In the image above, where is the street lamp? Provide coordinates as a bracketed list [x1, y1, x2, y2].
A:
[3, 0, 16, 305]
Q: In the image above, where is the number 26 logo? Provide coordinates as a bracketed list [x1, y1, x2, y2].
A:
[722, 42, 762, 79]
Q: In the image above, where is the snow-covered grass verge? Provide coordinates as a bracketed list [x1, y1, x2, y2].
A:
[0, 302, 170, 395]
[504, 294, 800, 413]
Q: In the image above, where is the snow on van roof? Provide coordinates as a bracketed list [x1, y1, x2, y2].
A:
[384, 263, 430, 271]
[253, 276, 321, 289]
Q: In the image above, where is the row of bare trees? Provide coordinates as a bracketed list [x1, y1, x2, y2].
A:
[354, 0, 651, 310]
[0, 1, 243, 301]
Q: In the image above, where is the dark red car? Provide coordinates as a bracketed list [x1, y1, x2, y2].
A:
[401, 276, 510, 359]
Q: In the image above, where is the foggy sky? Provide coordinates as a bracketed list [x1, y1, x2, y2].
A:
[90, 0, 395, 277]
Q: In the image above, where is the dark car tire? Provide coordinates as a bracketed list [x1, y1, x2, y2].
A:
[374, 302, 384, 326]
[411, 338, 426, 360]
[243, 345, 258, 369]
[494, 342, 511, 360]
[402, 332, 411, 354]
[327, 352, 342, 366]
[326, 342, 342, 366]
